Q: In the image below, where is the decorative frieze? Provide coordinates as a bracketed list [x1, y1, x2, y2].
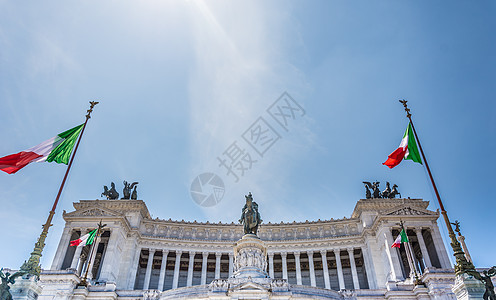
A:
[233, 234, 267, 278]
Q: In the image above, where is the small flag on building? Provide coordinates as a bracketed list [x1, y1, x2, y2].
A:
[70, 229, 97, 247]
[391, 229, 409, 248]
[0, 124, 84, 174]
[383, 122, 422, 169]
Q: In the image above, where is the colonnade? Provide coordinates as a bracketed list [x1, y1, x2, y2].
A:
[268, 248, 366, 290]
[131, 247, 369, 291]
[131, 249, 234, 290]
[54, 229, 111, 280]
[386, 227, 450, 281]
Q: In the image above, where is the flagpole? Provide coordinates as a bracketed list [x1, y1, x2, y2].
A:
[398, 100, 477, 276]
[20, 101, 99, 277]
[399, 220, 423, 285]
[79, 221, 106, 287]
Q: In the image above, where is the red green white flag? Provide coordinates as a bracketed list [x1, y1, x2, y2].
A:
[383, 122, 422, 169]
[0, 124, 84, 174]
[70, 229, 97, 247]
[391, 229, 409, 248]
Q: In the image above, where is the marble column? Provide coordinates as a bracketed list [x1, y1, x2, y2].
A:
[361, 246, 376, 289]
[172, 251, 182, 289]
[215, 252, 222, 279]
[347, 248, 360, 289]
[187, 251, 195, 286]
[334, 249, 345, 290]
[143, 249, 156, 290]
[431, 226, 452, 269]
[201, 252, 208, 285]
[268, 253, 274, 278]
[158, 250, 169, 291]
[295, 252, 302, 285]
[281, 252, 288, 280]
[70, 243, 84, 270]
[128, 247, 142, 289]
[51, 226, 73, 270]
[385, 230, 405, 280]
[98, 229, 118, 282]
[77, 253, 87, 276]
[228, 253, 234, 278]
[320, 250, 331, 290]
[307, 251, 316, 287]
[415, 228, 432, 268]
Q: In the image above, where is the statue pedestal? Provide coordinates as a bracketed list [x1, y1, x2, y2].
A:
[11, 275, 43, 300]
[205, 234, 290, 299]
[451, 273, 485, 300]
[232, 234, 268, 279]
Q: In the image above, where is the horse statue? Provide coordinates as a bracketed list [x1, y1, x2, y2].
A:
[364, 184, 372, 199]
[101, 182, 119, 200]
[389, 184, 401, 198]
[131, 186, 138, 200]
[122, 181, 139, 199]
[381, 182, 391, 198]
[239, 192, 262, 235]
[363, 181, 381, 199]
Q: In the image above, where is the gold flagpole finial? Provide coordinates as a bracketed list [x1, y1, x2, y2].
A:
[399, 99, 411, 118]
[86, 101, 99, 119]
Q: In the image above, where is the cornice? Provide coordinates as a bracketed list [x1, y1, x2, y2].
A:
[63, 205, 123, 219]
[63, 206, 133, 234]
[368, 213, 440, 236]
[73, 199, 151, 219]
[351, 198, 430, 218]
[146, 216, 360, 227]
[139, 219, 361, 242]
[136, 235, 368, 254]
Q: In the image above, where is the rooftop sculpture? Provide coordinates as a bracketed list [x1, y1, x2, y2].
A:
[101, 181, 139, 200]
[363, 181, 401, 199]
[101, 182, 119, 200]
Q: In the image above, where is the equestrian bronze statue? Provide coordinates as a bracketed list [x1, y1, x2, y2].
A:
[239, 192, 262, 235]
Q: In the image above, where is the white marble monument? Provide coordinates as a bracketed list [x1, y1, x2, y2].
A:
[7, 197, 494, 299]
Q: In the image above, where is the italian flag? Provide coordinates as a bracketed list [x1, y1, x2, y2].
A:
[383, 122, 422, 169]
[70, 229, 97, 247]
[391, 229, 409, 248]
[0, 124, 84, 174]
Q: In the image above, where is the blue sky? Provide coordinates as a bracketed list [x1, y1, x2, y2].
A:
[0, 0, 494, 271]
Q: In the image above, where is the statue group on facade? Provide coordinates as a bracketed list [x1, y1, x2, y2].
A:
[362, 181, 401, 199]
[477, 266, 496, 300]
[101, 181, 139, 200]
[239, 192, 262, 235]
[0, 269, 25, 300]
